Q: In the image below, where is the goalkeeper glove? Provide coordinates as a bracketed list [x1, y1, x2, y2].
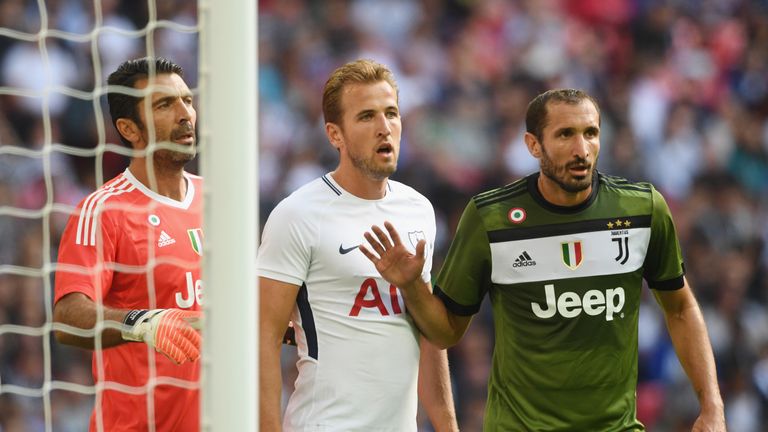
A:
[122, 309, 202, 364]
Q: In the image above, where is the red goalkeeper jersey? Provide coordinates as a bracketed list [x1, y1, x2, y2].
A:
[55, 168, 203, 432]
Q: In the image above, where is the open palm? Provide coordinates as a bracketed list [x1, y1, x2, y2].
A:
[360, 221, 426, 290]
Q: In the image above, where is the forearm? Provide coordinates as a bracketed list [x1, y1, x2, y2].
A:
[402, 279, 465, 349]
[258, 277, 299, 431]
[418, 337, 458, 432]
[53, 293, 129, 349]
[259, 337, 284, 431]
[664, 301, 723, 411]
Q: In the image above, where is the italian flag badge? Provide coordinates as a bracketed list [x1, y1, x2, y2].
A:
[561, 241, 583, 270]
[187, 228, 204, 256]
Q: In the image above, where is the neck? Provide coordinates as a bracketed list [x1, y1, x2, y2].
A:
[537, 173, 592, 207]
[331, 166, 388, 200]
[128, 158, 187, 201]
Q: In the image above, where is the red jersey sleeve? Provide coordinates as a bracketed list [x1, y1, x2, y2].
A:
[54, 197, 119, 304]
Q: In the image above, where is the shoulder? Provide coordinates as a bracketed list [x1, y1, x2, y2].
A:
[66, 173, 139, 246]
[388, 179, 431, 205]
[598, 173, 673, 217]
[265, 176, 338, 225]
[76, 172, 140, 211]
[598, 173, 654, 196]
[472, 175, 530, 209]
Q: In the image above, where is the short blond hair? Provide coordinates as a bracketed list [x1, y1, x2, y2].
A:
[322, 59, 399, 125]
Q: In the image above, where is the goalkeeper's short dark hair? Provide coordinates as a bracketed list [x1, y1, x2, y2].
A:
[107, 57, 184, 146]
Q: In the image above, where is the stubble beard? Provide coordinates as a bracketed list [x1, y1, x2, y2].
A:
[154, 147, 195, 170]
[539, 148, 594, 193]
[148, 124, 197, 171]
[348, 149, 397, 181]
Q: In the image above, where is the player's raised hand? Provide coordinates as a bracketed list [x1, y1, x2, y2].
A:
[122, 309, 202, 364]
[360, 221, 426, 291]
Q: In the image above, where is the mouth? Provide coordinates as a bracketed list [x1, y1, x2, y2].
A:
[567, 163, 591, 177]
[376, 143, 394, 156]
[172, 130, 196, 145]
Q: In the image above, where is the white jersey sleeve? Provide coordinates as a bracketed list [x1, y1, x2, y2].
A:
[257, 195, 315, 287]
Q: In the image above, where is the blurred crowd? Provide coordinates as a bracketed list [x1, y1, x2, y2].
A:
[0, 0, 767, 431]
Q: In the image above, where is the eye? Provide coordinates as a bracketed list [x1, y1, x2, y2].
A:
[585, 128, 599, 138]
[359, 112, 373, 121]
[386, 110, 399, 119]
[558, 129, 573, 138]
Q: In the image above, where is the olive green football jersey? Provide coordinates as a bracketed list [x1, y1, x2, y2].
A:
[435, 172, 684, 432]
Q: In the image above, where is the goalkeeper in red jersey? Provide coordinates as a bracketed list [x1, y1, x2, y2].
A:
[53, 57, 203, 432]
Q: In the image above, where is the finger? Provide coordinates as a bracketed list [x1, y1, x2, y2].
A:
[415, 239, 426, 259]
[182, 325, 202, 351]
[383, 221, 403, 246]
[358, 243, 380, 263]
[157, 338, 184, 364]
[363, 231, 386, 256]
[171, 328, 200, 362]
[182, 311, 203, 330]
[371, 224, 393, 249]
[180, 331, 201, 361]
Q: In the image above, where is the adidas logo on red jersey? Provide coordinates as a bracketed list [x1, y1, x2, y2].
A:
[158, 230, 176, 247]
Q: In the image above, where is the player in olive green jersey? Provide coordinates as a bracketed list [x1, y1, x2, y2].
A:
[360, 89, 725, 431]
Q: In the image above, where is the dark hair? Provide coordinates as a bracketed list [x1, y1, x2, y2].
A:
[107, 57, 184, 146]
[525, 88, 601, 142]
[322, 59, 398, 125]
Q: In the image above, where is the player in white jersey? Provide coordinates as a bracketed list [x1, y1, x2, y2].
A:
[259, 59, 458, 431]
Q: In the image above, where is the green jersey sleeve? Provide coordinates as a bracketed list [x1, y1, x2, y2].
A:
[434, 199, 492, 315]
[643, 186, 685, 290]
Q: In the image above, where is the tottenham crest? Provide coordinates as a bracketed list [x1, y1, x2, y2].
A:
[187, 228, 204, 256]
[408, 231, 426, 249]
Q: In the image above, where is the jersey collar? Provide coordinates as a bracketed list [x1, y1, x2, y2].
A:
[123, 168, 196, 209]
[528, 170, 600, 214]
[322, 173, 392, 200]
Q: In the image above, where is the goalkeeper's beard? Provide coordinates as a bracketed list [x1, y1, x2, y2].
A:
[153, 125, 197, 170]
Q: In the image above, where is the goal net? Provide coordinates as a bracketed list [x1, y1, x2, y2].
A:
[0, 1, 256, 430]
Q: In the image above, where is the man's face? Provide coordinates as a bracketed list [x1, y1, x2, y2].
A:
[533, 99, 600, 193]
[135, 73, 197, 166]
[333, 81, 401, 180]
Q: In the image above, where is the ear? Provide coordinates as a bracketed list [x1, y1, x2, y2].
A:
[325, 122, 343, 151]
[524, 132, 541, 159]
[116, 118, 143, 148]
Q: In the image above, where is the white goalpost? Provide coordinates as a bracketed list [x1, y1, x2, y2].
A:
[198, 0, 258, 430]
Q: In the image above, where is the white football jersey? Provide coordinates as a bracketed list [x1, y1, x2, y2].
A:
[258, 174, 436, 432]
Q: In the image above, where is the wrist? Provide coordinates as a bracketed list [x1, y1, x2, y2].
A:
[400, 278, 433, 307]
[121, 309, 163, 342]
[700, 395, 725, 414]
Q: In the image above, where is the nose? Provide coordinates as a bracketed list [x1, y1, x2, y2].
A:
[573, 134, 590, 159]
[176, 99, 195, 123]
[375, 113, 392, 138]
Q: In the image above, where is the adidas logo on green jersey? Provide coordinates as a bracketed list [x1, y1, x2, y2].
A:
[531, 284, 625, 321]
[512, 251, 536, 267]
